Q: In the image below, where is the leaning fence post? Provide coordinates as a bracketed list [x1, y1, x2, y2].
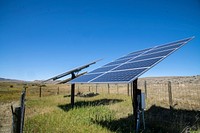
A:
[12, 90, 26, 133]
[14, 107, 21, 133]
[168, 81, 173, 109]
[11, 105, 20, 133]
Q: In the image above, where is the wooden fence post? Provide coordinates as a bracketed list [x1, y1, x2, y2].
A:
[144, 81, 147, 99]
[78, 85, 80, 92]
[96, 84, 98, 94]
[108, 84, 110, 94]
[39, 86, 42, 97]
[130, 83, 133, 98]
[127, 83, 130, 96]
[57, 87, 59, 95]
[12, 106, 21, 133]
[168, 81, 173, 109]
[12, 90, 26, 133]
[89, 86, 91, 92]
[116, 84, 119, 94]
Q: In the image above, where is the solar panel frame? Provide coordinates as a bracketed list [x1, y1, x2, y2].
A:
[70, 37, 194, 84]
[154, 38, 191, 48]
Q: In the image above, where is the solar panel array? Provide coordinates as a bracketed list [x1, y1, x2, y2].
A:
[70, 37, 193, 83]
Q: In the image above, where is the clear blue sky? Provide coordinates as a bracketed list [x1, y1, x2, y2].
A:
[0, 0, 200, 81]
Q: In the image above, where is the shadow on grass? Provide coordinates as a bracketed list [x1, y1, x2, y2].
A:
[92, 114, 135, 133]
[92, 105, 200, 133]
[63, 92, 99, 98]
[58, 98, 123, 112]
[145, 105, 200, 133]
[77, 92, 99, 98]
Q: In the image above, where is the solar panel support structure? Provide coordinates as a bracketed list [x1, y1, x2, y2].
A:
[71, 72, 76, 108]
[43, 59, 101, 108]
[131, 79, 142, 133]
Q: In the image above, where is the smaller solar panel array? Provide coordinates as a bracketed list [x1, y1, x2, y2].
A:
[70, 37, 193, 83]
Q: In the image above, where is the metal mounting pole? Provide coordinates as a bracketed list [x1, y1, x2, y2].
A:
[131, 78, 141, 133]
[71, 72, 76, 108]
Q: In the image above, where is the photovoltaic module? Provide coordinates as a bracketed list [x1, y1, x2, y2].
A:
[70, 37, 194, 83]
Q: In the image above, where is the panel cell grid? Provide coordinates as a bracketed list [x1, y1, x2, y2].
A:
[130, 49, 174, 61]
[104, 58, 130, 66]
[92, 68, 146, 82]
[155, 38, 190, 48]
[70, 37, 193, 83]
[113, 57, 163, 71]
[116, 53, 141, 61]
[146, 43, 182, 54]
[90, 65, 118, 73]
[70, 73, 103, 83]
[128, 48, 151, 55]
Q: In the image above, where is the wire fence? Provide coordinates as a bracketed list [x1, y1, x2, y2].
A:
[23, 79, 200, 110]
[75, 81, 200, 110]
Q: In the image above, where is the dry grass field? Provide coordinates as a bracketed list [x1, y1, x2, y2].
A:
[0, 76, 200, 132]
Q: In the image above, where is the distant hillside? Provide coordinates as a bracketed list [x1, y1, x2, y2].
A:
[1, 75, 200, 84]
[0, 77, 27, 82]
[32, 80, 61, 84]
[139, 75, 200, 84]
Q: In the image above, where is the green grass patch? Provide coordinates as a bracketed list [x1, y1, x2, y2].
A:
[24, 94, 200, 133]
[25, 106, 115, 133]
[24, 94, 123, 133]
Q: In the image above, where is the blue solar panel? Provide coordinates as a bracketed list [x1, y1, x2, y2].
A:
[130, 49, 174, 61]
[128, 48, 151, 55]
[155, 38, 190, 48]
[113, 57, 163, 71]
[116, 53, 141, 61]
[90, 65, 117, 73]
[145, 43, 182, 54]
[104, 58, 130, 66]
[71, 73, 103, 83]
[70, 37, 193, 83]
[91, 68, 146, 82]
